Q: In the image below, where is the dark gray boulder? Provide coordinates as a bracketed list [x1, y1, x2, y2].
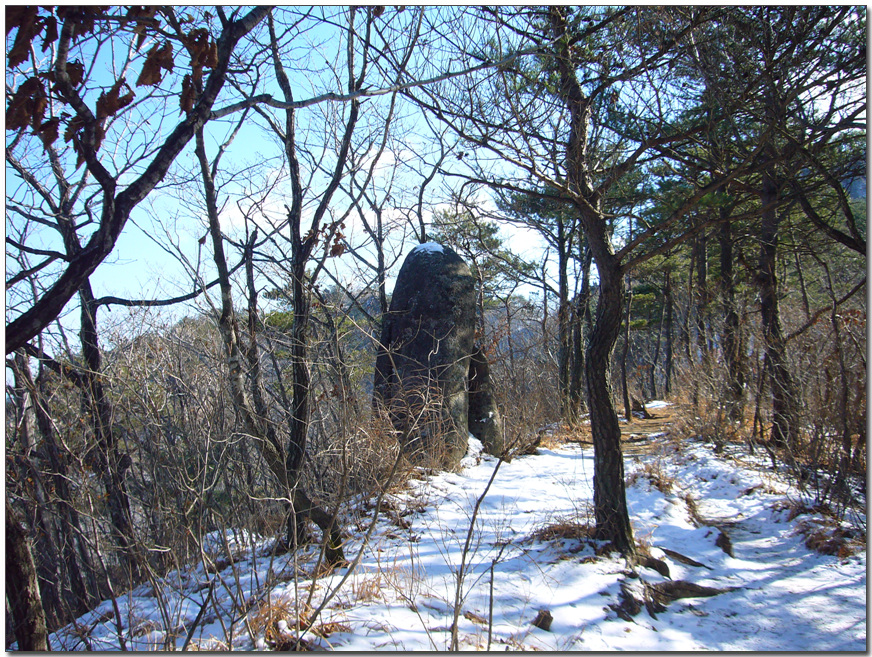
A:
[374, 242, 502, 467]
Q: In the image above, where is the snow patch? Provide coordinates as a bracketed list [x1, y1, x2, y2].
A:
[411, 241, 444, 255]
[45, 429, 865, 652]
[460, 435, 484, 469]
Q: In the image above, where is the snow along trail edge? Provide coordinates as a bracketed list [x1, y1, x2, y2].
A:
[45, 408, 866, 651]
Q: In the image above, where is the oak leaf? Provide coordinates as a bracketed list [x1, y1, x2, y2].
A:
[56, 6, 108, 42]
[96, 78, 135, 121]
[6, 5, 35, 35]
[36, 117, 60, 151]
[185, 28, 218, 70]
[6, 77, 46, 132]
[40, 15, 58, 51]
[66, 61, 86, 88]
[136, 41, 174, 87]
[63, 113, 105, 168]
[7, 6, 40, 69]
[180, 74, 197, 113]
[126, 6, 159, 51]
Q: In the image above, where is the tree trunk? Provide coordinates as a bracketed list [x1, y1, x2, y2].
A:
[650, 295, 665, 399]
[568, 304, 584, 419]
[13, 354, 100, 622]
[197, 127, 344, 565]
[664, 270, 674, 396]
[4, 7, 271, 356]
[79, 287, 137, 571]
[6, 501, 49, 651]
[51, 190, 136, 572]
[540, 260, 549, 353]
[287, 259, 311, 484]
[681, 245, 695, 365]
[569, 246, 593, 419]
[620, 281, 633, 423]
[758, 170, 799, 448]
[376, 207, 389, 317]
[719, 218, 745, 422]
[468, 346, 505, 456]
[556, 220, 572, 420]
[550, 4, 634, 555]
[693, 228, 710, 407]
[586, 258, 635, 555]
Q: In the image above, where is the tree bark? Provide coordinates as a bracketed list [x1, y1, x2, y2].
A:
[5, 7, 270, 354]
[80, 287, 137, 568]
[719, 216, 745, 422]
[6, 501, 49, 651]
[550, 5, 635, 555]
[556, 218, 572, 420]
[8, 360, 63, 631]
[12, 353, 101, 622]
[650, 293, 665, 399]
[664, 270, 674, 396]
[468, 346, 505, 456]
[694, 227, 710, 401]
[569, 246, 593, 420]
[197, 127, 344, 565]
[586, 257, 635, 554]
[620, 281, 634, 423]
[757, 170, 799, 448]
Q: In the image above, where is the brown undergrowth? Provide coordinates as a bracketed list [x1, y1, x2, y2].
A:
[247, 593, 351, 651]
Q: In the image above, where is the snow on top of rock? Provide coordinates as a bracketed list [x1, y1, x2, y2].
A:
[411, 241, 444, 255]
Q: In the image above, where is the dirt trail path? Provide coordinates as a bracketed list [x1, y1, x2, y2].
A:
[620, 404, 677, 455]
[552, 402, 679, 454]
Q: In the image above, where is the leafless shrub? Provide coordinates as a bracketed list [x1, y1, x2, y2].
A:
[795, 519, 865, 558]
[626, 461, 676, 495]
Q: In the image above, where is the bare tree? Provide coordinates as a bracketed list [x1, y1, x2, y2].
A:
[5, 6, 270, 353]
[404, 6, 729, 555]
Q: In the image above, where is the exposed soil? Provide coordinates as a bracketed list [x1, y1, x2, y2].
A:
[548, 404, 677, 455]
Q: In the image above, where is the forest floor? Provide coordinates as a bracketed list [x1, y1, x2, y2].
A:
[44, 402, 866, 651]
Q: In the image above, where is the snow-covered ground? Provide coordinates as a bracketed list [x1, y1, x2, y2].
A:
[46, 404, 866, 651]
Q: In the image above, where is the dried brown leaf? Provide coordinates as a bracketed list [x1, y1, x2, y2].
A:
[8, 6, 40, 69]
[63, 114, 87, 144]
[96, 78, 134, 120]
[41, 15, 58, 51]
[128, 6, 160, 51]
[180, 74, 196, 113]
[185, 28, 217, 69]
[56, 6, 108, 42]
[36, 117, 60, 151]
[136, 41, 174, 87]
[66, 61, 85, 88]
[6, 5, 36, 36]
[6, 77, 45, 132]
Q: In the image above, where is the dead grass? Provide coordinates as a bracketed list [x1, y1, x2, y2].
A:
[185, 637, 230, 651]
[463, 609, 488, 626]
[772, 500, 867, 558]
[351, 574, 387, 603]
[798, 521, 865, 558]
[247, 595, 308, 643]
[528, 519, 596, 543]
[247, 592, 351, 651]
[626, 460, 676, 494]
[522, 510, 622, 559]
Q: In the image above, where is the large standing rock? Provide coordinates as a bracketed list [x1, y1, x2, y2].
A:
[375, 242, 494, 467]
